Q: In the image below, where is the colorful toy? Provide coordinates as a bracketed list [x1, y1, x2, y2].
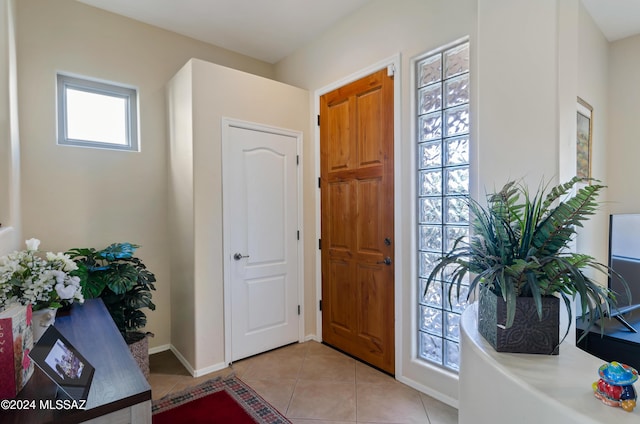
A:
[592, 361, 638, 412]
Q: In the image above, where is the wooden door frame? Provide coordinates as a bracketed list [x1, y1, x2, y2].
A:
[221, 117, 305, 366]
[314, 54, 403, 374]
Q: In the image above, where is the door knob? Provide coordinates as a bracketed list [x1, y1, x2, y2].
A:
[376, 257, 392, 266]
[234, 253, 249, 261]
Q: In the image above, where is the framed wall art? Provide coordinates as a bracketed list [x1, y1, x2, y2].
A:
[577, 97, 593, 179]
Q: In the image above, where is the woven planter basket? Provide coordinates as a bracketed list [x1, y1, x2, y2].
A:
[128, 336, 150, 380]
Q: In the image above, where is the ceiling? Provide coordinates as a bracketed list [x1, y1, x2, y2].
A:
[77, 0, 371, 64]
[581, 0, 640, 41]
[77, 0, 640, 64]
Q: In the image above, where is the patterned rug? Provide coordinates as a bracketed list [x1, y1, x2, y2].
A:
[152, 375, 291, 424]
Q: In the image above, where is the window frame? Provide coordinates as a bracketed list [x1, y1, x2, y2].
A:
[56, 73, 139, 152]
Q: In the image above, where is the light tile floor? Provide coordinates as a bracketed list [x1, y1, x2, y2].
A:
[149, 341, 458, 424]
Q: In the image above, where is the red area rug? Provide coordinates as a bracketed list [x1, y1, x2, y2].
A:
[152, 376, 291, 424]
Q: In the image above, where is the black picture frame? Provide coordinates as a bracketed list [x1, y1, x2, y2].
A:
[29, 325, 95, 400]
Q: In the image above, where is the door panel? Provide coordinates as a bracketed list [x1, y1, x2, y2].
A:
[327, 101, 351, 171]
[357, 178, 383, 254]
[329, 261, 352, 332]
[328, 181, 352, 249]
[320, 68, 394, 374]
[245, 149, 286, 262]
[225, 123, 300, 362]
[356, 89, 384, 168]
[357, 264, 386, 343]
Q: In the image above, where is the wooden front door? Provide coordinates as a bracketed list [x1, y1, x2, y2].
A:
[320, 68, 394, 374]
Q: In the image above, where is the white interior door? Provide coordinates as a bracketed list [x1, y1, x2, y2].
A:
[223, 119, 301, 362]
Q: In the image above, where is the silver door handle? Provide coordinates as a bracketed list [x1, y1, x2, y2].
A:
[234, 253, 249, 261]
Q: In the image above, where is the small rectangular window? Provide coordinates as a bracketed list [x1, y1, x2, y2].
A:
[57, 74, 138, 151]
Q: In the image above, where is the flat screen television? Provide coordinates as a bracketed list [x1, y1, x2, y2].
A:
[607, 213, 640, 332]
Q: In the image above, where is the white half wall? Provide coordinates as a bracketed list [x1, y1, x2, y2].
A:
[167, 59, 309, 372]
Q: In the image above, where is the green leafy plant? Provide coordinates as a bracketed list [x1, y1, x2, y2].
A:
[425, 176, 630, 341]
[67, 243, 156, 344]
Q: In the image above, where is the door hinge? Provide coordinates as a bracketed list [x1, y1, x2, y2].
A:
[296, 155, 299, 165]
[297, 230, 300, 240]
[317, 114, 320, 126]
[318, 177, 321, 188]
[319, 300, 322, 311]
[298, 305, 301, 315]
[318, 239, 322, 250]
[387, 64, 396, 77]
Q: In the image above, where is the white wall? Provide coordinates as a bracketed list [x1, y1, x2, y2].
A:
[15, 0, 275, 348]
[167, 59, 309, 372]
[0, 0, 21, 256]
[166, 62, 195, 367]
[575, 2, 610, 281]
[0, 0, 9, 232]
[476, 0, 561, 189]
[608, 34, 640, 215]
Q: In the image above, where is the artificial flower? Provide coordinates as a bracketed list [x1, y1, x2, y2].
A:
[25, 238, 40, 252]
[0, 239, 84, 311]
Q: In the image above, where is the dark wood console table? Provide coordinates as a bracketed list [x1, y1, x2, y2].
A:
[576, 308, 640, 371]
[0, 299, 151, 423]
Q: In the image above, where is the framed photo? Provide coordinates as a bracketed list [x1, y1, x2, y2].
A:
[29, 326, 95, 400]
[577, 97, 593, 179]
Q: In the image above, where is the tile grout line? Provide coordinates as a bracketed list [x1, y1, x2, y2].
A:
[354, 360, 359, 424]
[284, 342, 308, 418]
[419, 389, 433, 424]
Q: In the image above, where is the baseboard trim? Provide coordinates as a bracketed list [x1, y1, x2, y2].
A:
[192, 361, 228, 377]
[168, 345, 197, 376]
[304, 334, 321, 342]
[148, 344, 171, 355]
[168, 345, 227, 378]
[396, 374, 459, 409]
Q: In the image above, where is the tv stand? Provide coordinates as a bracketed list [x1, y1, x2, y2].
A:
[614, 315, 638, 333]
[577, 308, 640, 372]
[609, 304, 640, 333]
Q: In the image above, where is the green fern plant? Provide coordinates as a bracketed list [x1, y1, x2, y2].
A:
[426, 176, 630, 341]
[66, 243, 156, 344]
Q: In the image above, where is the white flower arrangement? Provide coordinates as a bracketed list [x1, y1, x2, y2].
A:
[0, 238, 84, 311]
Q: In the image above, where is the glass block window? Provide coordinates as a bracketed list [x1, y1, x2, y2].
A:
[416, 41, 470, 372]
